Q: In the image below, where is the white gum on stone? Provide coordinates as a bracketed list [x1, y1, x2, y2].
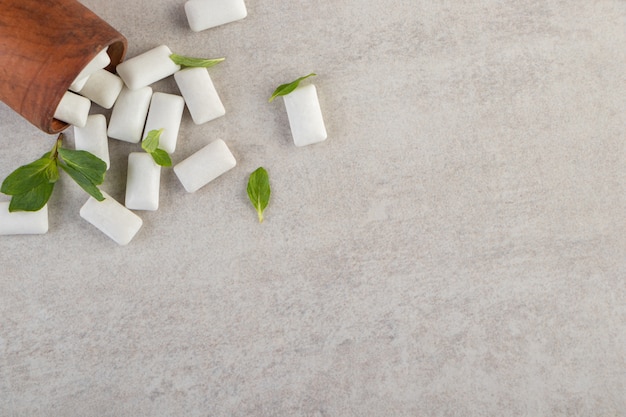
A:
[184, 0, 247, 32]
[0, 203, 48, 235]
[70, 47, 111, 92]
[53, 91, 91, 128]
[74, 114, 111, 170]
[174, 67, 225, 125]
[116, 45, 181, 90]
[173, 139, 236, 193]
[283, 84, 327, 147]
[143, 92, 185, 154]
[125, 152, 161, 211]
[79, 192, 143, 246]
[77, 69, 124, 109]
[107, 86, 153, 143]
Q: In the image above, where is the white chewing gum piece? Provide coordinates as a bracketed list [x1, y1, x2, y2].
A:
[184, 0, 247, 32]
[143, 92, 185, 154]
[173, 139, 236, 193]
[0, 203, 48, 235]
[80, 192, 143, 245]
[74, 114, 111, 170]
[116, 45, 181, 90]
[77, 69, 124, 109]
[125, 152, 161, 211]
[283, 84, 327, 147]
[174, 67, 225, 125]
[107, 86, 153, 143]
[53, 91, 91, 128]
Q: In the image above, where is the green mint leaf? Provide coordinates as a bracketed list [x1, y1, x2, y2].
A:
[247, 167, 271, 223]
[58, 163, 105, 202]
[141, 129, 172, 166]
[8, 181, 55, 212]
[57, 148, 106, 186]
[170, 54, 225, 68]
[1, 156, 56, 195]
[141, 129, 163, 153]
[46, 161, 60, 183]
[150, 149, 172, 167]
[268, 73, 316, 102]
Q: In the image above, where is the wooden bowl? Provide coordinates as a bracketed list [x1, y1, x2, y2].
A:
[0, 0, 127, 134]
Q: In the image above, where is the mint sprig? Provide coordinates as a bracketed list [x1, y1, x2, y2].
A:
[170, 54, 225, 68]
[141, 129, 172, 167]
[0, 134, 106, 212]
[268, 73, 316, 102]
[247, 167, 271, 223]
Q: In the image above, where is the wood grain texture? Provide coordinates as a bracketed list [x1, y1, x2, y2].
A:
[0, 0, 126, 134]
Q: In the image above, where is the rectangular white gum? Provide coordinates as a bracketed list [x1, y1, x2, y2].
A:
[79, 192, 143, 245]
[174, 67, 225, 125]
[184, 0, 247, 32]
[116, 45, 180, 90]
[0, 203, 48, 235]
[283, 84, 327, 147]
[74, 114, 110, 170]
[143, 92, 185, 154]
[107, 86, 153, 143]
[173, 139, 236, 193]
[125, 152, 161, 211]
[77, 69, 124, 109]
[53, 91, 91, 128]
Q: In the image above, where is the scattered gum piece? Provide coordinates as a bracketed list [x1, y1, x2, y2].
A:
[116, 45, 181, 90]
[79, 191, 143, 246]
[174, 67, 225, 125]
[283, 84, 327, 147]
[173, 139, 236, 193]
[125, 152, 161, 211]
[74, 114, 111, 170]
[77, 69, 124, 109]
[0, 203, 48, 235]
[143, 92, 185, 154]
[107, 86, 153, 143]
[53, 91, 91, 128]
[184, 0, 247, 32]
[70, 48, 111, 91]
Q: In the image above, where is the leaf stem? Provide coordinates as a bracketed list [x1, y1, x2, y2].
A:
[257, 207, 264, 223]
[50, 133, 63, 160]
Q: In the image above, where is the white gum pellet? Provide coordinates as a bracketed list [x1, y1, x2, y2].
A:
[74, 114, 111, 170]
[283, 84, 327, 147]
[173, 139, 236, 193]
[107, 86, 153, 143]
[174, 67, 225, 125]
[80, 192, 143, 245]
[143, 92, 185, 154]
[77, 69, 124, 109]
[70, 48, 111, 92]
[116, 45, 181, 90]
[184, 0, 247, 32]
[0, 203, 48, 235]
[125, 153, 161, 211]
[69, 75, 90, 93]
[53, 91, 91, 128]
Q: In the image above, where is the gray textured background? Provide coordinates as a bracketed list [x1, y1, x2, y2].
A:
[2, 0, 626, 415]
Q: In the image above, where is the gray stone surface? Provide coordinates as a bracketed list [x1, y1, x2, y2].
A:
[2, 0, 626, 415]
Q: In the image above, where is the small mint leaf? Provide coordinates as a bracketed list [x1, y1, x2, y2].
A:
[59, 163, 105, 202]
[269, 73, 316, 102]
[142, 129, 163, 153]
[170, 54, 225, 68]
[150, 149, 172, 167]
[57, 148, 106, 186]
[246, 167, 271, 223]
